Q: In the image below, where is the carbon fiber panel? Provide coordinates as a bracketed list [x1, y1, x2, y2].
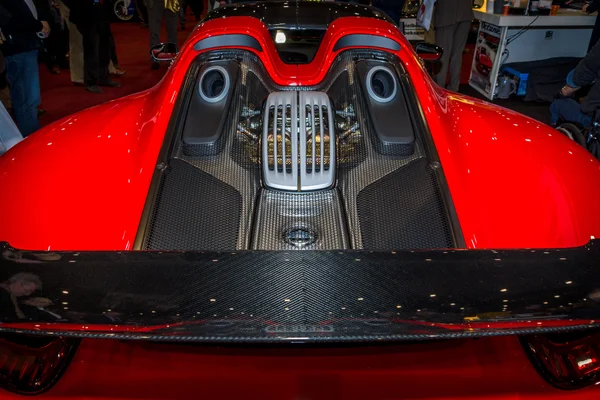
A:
[172, 55, 261, 250]
[1, 241, 600, 342]
[252, 190, 349, 250]
[357, 159, 454, 249]
[145, 159, 242, 251]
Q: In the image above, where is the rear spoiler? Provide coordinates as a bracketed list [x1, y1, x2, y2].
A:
[0, 241, 599, 342]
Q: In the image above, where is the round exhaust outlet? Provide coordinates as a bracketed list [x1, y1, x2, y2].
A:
[283, 224, 318, 249]
[199, 66, 230, 103]
[366, 66, 397, 103]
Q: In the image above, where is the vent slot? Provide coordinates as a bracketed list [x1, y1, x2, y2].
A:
[299, 92, 335, 191]
[262, 92, 299, 191]
[262, 91, 335, 192]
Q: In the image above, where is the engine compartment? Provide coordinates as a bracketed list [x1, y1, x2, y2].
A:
[141, 50, 459, 251]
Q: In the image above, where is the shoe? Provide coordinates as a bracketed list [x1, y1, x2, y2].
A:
[99, 80, 121, 88]
[50, 65, 60, 74]
[38, 108, 47, 118]
[151, 61, 160, 70]
[110, 68, 126, 76]
[85, 85, 104, 94]
[73, 81, 85, 87]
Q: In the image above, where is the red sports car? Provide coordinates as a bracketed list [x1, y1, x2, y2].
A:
[475, 45, 494, 77]
[1, 1, 600, 398]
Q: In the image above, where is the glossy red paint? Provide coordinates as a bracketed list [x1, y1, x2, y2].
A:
[430, 94, 600, 249]
[1, 336, 600, 399]
[1, 15, 599, 251]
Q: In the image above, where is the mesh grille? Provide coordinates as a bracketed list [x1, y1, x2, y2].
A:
[357, 159, 454, 250]
[145, 159, 242, 250]
[252, 190, 349, 250]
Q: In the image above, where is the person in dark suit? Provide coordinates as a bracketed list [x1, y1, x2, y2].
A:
[433, 0, 474, 92]
[69, 0, 120, 93]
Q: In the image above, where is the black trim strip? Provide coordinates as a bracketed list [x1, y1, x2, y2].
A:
[193, 35, 263, 52]
[133, 63, 201, 250]
[333, 35, 401, 52]
[398, 72, 467, 248]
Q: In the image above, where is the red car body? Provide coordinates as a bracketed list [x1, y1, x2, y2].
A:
[1, 2, 600, 399]
[2, 17, 600, 251]
[475, 45, 494, 77]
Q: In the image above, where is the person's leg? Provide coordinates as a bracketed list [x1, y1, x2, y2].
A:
[5, 51, 41, 136]
[98, 23, 112, 85]
[434, 24, 454, 88]
[44, 20, 61, 73]
[108, 26, 119, 68]
[80, 23, 100, 88]
[165, 8, 179, 44]
[550, 97, 590, 126]
[180, 0, 187, 24]
[447, 20, 471, 92]
[149, 0, 163, 51]
[69, 21, 85, 84]
[57, 24, 70, 69]
[136, 0, 149, 25]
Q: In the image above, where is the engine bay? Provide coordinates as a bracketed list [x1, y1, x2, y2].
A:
[141, 50, 459, 251]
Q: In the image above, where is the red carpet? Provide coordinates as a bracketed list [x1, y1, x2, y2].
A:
[39, 22, 192, 127]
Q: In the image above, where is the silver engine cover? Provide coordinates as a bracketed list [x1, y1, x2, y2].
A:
[262, 91, 336, 192]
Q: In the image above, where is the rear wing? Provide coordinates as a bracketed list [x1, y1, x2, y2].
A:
[0, 241, 599, 342]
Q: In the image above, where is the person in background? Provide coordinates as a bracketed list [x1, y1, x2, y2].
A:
[0, 52, 23, 155]
[565, 0, 600, 52]
[0, 4, 24, 154]
[179, 0, 203, 30]
[179, 0, 186, 30]
[433, 0, 474, 92]
[59, 0, 83, 85]
[371, 0, 405, 24]
[0, 273, 43, 321]
[0, 0, 51, 136]
[108, 25, 125, 76]
[70, 0, 120, 93]
[585, 1, 600, 52]
[148, 0, 179, 70]
[550, 40, 600, 127]
[20, 297, 62, 321]
[137, 0, 149, 28]
[44, 0, 68, 74]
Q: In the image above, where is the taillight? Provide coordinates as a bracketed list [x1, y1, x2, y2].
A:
[523, 330, 600, 390]
[0, 334, 78, 395]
